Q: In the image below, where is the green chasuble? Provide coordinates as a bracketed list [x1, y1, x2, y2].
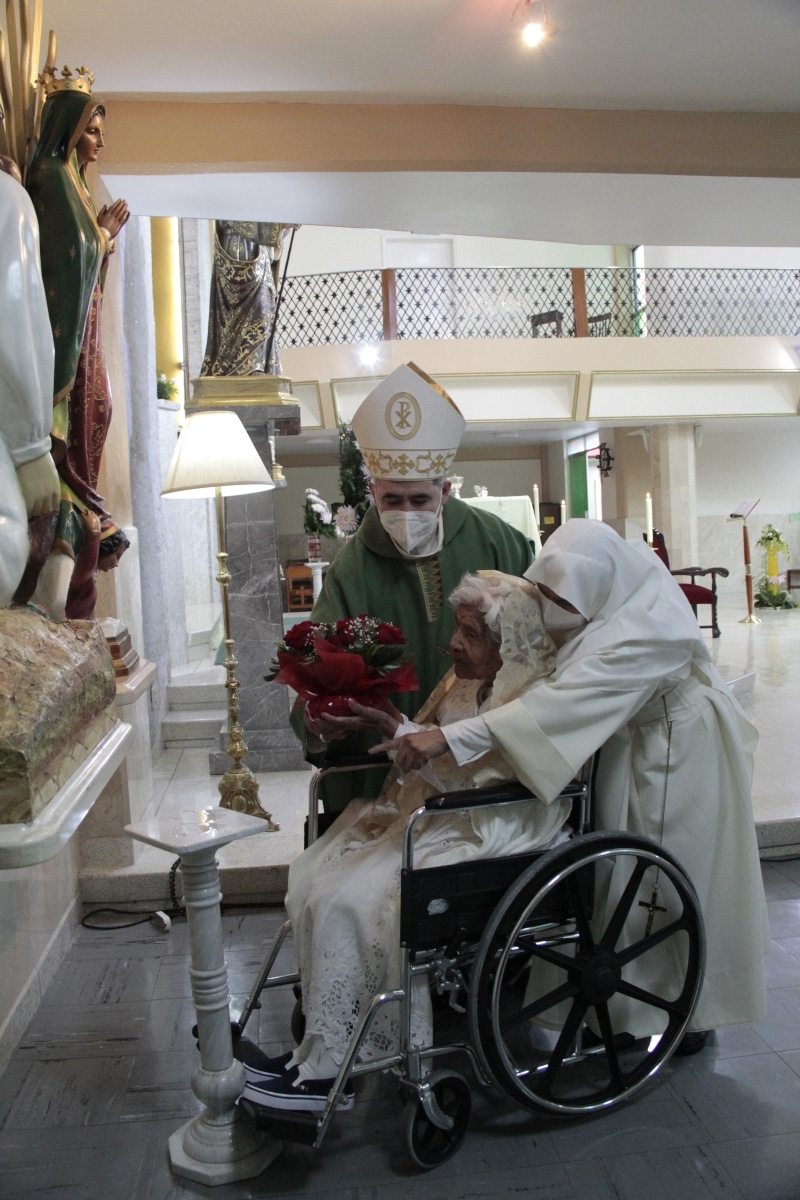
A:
[291, 497, 533, 811]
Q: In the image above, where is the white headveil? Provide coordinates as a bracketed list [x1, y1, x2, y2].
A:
[525, 519, 711, 680]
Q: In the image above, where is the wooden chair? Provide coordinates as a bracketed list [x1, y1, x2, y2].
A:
[285, 563, 314, 612]
[588, 311, 613, 336]
[530, 310, 564, 337]
[645, 530, 728, 638]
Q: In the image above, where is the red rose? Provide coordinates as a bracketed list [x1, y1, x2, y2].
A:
[333, 619, 356, 646]
[376, 622, 406, 645]
[283, 620, 319, 651]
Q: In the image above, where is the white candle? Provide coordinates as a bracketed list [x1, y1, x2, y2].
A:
[560, 499, 567, 525]
[532, 484, 540, 527]
[645, 492, 654, 546]
[593, 473, 603, 522]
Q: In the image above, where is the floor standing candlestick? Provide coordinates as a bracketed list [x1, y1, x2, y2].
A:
[740, 520, 762, 625]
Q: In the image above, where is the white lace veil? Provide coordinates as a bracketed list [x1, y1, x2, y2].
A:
[475, 570, 557, 708]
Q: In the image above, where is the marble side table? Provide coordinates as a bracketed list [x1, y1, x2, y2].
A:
[125, 806, 281, 1185]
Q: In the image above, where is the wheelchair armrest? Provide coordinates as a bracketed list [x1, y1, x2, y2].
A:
[424, 778, 588, 812]
[425, 780, 536, 811]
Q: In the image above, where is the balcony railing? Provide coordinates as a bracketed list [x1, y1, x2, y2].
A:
[277, 266, 800, 347]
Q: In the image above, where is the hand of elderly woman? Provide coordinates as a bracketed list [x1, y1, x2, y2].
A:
[304, 698, 402, 743]
[372, 727, 448, 771]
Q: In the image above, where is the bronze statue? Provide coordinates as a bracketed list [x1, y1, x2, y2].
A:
[201, 221, 295, 376]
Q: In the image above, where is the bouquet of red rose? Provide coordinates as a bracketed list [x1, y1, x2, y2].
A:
[266, 615, 419, 719]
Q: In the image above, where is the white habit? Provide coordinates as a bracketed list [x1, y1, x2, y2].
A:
[0, 172, 55, 605]
[478, 519, 769, 1033]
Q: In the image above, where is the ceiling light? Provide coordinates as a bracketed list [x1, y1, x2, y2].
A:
[516, 0, 557, 47]
[359, 345, 380, 367]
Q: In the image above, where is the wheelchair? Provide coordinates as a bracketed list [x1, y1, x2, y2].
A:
[233, 754, 706, 1169]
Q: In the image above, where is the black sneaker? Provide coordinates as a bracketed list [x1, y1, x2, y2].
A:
[233, 1037, 295, 1082]
[242, 1064, 354, 1112]
[674, 1030, 711, 1057]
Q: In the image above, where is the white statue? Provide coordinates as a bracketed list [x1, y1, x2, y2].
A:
[0, 161, 59, 607]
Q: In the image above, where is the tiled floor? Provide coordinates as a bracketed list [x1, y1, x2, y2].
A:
[2, 859, 800, 1200]
[3, 595, 800, 1198]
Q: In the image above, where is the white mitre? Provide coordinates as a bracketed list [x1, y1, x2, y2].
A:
[351, 362, 465, 480]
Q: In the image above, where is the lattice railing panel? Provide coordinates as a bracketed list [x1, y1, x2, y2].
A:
[278, 271, 383, 346]
[394, 267, 575, 340]
[585, 268, 800, 338]
[277, 266, 800, 347]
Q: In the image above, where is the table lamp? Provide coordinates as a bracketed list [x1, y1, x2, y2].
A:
[162, 410, 278, 826]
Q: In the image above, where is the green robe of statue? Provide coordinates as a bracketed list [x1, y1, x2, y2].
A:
[291, 497, 534, 811]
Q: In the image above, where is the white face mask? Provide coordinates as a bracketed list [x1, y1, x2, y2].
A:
[540, 595, 586, 632]
[380, 508, 443, 558]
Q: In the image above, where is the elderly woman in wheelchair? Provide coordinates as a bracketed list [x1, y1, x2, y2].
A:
[231, 528, 768, 1168]
[236, 572, 570, 1108]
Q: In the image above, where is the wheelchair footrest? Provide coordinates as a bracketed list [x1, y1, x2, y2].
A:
[239, 1098, 320, 1144]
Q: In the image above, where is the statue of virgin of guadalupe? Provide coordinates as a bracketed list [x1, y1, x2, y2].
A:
[201, 221, 294, 376]
[24, 74, 130, 620]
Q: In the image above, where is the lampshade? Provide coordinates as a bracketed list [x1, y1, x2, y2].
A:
[161, 410, 275, 499]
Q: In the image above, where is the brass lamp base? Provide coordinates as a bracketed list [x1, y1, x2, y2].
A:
[740, 614, 762, 625]
[214, 488, 279, 828]
[218, 760, 279, 829]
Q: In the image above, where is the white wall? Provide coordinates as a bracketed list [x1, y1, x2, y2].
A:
[697, 426, 800, 516]
[643, 246, 800, 268]
[287, 226, 623, 276]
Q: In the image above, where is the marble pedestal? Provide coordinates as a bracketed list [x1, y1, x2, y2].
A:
[306, 561, 329, 602]
[126, 806, 281, 1184]
[188, 386, 306, 773]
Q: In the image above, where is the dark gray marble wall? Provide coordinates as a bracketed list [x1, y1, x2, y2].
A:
[202, 403, 307, 774]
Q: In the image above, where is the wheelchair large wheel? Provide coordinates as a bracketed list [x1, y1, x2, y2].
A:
[403, 1070, 472, 1169]
[469, 832, 705, 1116]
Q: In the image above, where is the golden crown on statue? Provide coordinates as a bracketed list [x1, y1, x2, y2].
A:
[37, 65, 95, 96]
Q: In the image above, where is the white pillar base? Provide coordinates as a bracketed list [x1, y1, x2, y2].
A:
[169, 1116, 281, 1185]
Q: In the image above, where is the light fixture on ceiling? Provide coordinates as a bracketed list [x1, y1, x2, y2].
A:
[359, 345, 380, 367]
[516, 0, 557, 47]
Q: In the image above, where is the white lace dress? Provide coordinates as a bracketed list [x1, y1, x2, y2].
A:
[285, 588, 570, 1080]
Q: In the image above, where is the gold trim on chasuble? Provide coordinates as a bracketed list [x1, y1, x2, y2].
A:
[416, 559, 444, 624]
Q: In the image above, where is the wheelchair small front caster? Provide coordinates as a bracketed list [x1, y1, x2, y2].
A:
[403, 1070, 471, 1169]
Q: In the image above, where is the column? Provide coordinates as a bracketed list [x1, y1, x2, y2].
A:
[650, 424, 698, 568]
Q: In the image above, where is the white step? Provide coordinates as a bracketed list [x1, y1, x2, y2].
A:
[167, 668, 227, 711]
[162, 708, 226, 749]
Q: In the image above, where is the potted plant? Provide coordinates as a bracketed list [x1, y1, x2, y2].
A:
[331, 422, 370, 540]
[755, 524, 796, 609]
[156, 372, 179, 401]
